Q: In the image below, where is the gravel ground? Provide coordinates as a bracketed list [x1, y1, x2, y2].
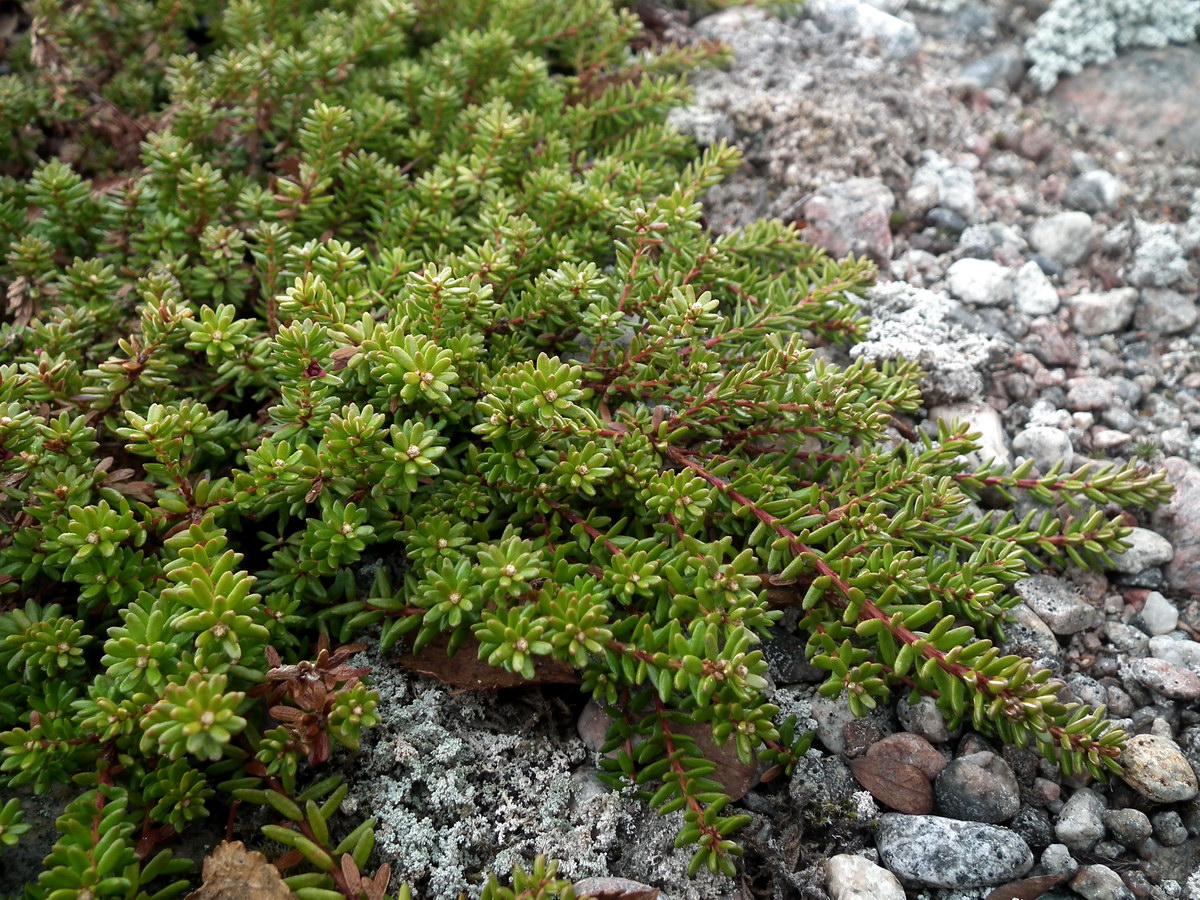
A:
[338, 5, 1200, 900]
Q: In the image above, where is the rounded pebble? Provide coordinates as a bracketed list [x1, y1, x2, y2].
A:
[1014, 575, 1096, 635]
[1151, 809, 1188, 847]
[1101, 808, 1151, 847]
[1109, 530, 1175, 577]
[946, 258, 1012, 306]
[934, 752, 1021, 823]
[1137, 590, 1180, 635]
[1125, 657, 1200, 700]
[1055, 787, 1106, 851]
[875, 814, 1033, 888]
[1041, 843, 1078, 877]
[1029, 211, 1094, 266]
[825, 853, 906, 900]
[1120, 734, 1199, 803]
[1070, 864, 1134, 900]
[1012, 424, 1072, 473]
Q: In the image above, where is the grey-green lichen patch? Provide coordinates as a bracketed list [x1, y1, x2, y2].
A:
[1026, 0, 1200, 91]
[341, 652, 739, 900]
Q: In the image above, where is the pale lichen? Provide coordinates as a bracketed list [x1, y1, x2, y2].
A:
[1026, 0, 1200, 91]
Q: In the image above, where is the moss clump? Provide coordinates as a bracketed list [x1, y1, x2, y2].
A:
[0, 0, 1171, 897]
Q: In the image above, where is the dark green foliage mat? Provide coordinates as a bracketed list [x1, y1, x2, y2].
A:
[0, 0, 1172, 897]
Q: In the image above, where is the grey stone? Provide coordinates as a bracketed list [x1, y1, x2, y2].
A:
[1012, 425, 1073, 473]
[926, 207, 968, 236]
[875, 814, 1033, 888]
[1100, 407, 1137, 432]
[763, 632, 820, 684]
[1063, 674, 1106, 709]
[1102, 808, 1152, 847]
[1008, 806, 1054, 850]
[1128, 228, 1188, 288]
[1055, 787, 1106, 852]
[811, 694, 893, 755]
[1136, 288, 1199, 335]
[956, 47, 1026, 93]
[946, 258, 1012, 306]
[1029, 212, 1094, 267]
[1149, 634, 1200, 670]
[928, 402, 1010, 470]
[790, 755, 859, 810]
[896, 695, 957, 744]
[936, 167, 979, 221]
[1160, 425, 1191, 457]
[1120, 734, 1200, 803]
[825, 853, 906, 900]
[957, 222, 1026, 259]
[1013, 260, 1060, 316]
[1152, 810, 1188, 847]
[340, 653, 743, 900]
[1041, 843, 1078, 876]
[1070, 864, 1134, 900]
[1091, 840, 1125, 860]
[1070, 288, 1138, 336]
[1104, 621, 1149, 657]
[1138, 590, 1180, 635]
[934, 752, 1021, 823]
[1002, 603, 1062, 660]
[803, 177, 896, 263]
[1120, 567, 1164, 590]
[859, 0, 906, 13]
[1124, 658, 1200, 700]
[1065, 376, 1114, 411]
[806, 0, 923, 60]
[1104, 684, 1134, 717]
[1092, 428, 1131, 451]
[1153, 458, 1200, 595]
[1064, 170, 1122, 213]
[1013, 575, 1096, 635]
[1110, 532, 1175, 577]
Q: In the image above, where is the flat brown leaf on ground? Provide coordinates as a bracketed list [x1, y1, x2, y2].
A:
[576, 700, 759, 801]
[848, 756, 934, 815]
[393, 633, 580, 690]
[6, 276, 34, 328]
[185, 841, 298, 900]
[573, 876, 661, 900]
[669, 720, 759, 802]
[984, 873, 1069, 900]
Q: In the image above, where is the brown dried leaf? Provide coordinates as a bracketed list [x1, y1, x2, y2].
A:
[330, 345, 359, 371]
[6, 276, 34, 328]
[107, 479, 159, 502]
[984, 874, 1069, 900]
[394, 633, 580, 691]
[185, 841, 298, 900]
[669, 720, 758, 802]
[573, 876, 660, 900]
[848, 756, 933, 814]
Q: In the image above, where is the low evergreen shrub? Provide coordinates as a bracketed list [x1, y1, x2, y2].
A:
[0, 0, 1171, 897]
